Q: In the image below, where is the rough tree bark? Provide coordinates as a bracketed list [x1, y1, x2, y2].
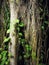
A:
[0, 0, 5, 46]
[18, 0, 40, 65]
[0, 11, 4, 46]
[9, 0, 41, 65]
[9, 0, 19, 65]
[29, 1, 42, 65]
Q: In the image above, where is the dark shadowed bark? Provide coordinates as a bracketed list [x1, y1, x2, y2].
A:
[0, 0, 5, 46]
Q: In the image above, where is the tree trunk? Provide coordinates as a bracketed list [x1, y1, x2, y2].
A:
[9, 0, 41, 65]
[30, 1, 42, 64]
[17, 0, 40, 65]
[9, 0, 19, 65]
[17, 1, 31, 65]
[29, 0, 37, 65]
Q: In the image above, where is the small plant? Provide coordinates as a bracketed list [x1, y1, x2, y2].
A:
[0, 2, 10, 65]
[0, 50, 9, 65]
[3, 37, 10, 43]
[16, 19, 32, 60]
[24, 44, 32, 59]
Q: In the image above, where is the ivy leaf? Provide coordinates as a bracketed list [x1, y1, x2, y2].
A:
[44, 21, 48, 24]
[19, 22, 24, 27]
[24, 54, 30, 58]
[20, 39, 25, 44]
[14, 19, 19, 24]
[7, 29, 10, 34]
[3, 37, 10, 43]
[25, 44, 29, 48]
[28, 46, 32, 51]
[41, 26, 44, 30]
[18, 33, 23, 36]
[16, 19, 19, 23]
[0, 54, 2, 59]
[5, 61, 9, 65]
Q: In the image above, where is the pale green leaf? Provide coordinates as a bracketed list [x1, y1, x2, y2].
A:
[18, 33, 23, 36]
[19, 22, 24, 27]
[7, 29, 10, 34]
[3, 37, 10, 43]
[41, 26, 44, 30]
[16, 19, 19, 23]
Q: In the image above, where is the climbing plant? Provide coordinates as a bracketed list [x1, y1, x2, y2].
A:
[38, 0, 49, 65]
[15, 19, 32, 65]
[0, 1, 10, 65]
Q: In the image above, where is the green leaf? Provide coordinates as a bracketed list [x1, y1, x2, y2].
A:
[5, 61, 9, 65]
[0, 48, 2, 51]
[44, 21, 48, 24]
[1, 51, 7, 55]
[3, 37, 10, 43]
[20, 39, 25, 44]
[0, 54, 2, 59]
[41, 26, 44, 30]
[25, 44, 29, 48]
[16, 19, 19, 23]
[19, 22, 24, 27]
[28, 46, 32, 51]
[24, 55, 27, 58]
[18, 33, 23, 36]
[7, 29, 10, 34]
[24, 53, 30, 58]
